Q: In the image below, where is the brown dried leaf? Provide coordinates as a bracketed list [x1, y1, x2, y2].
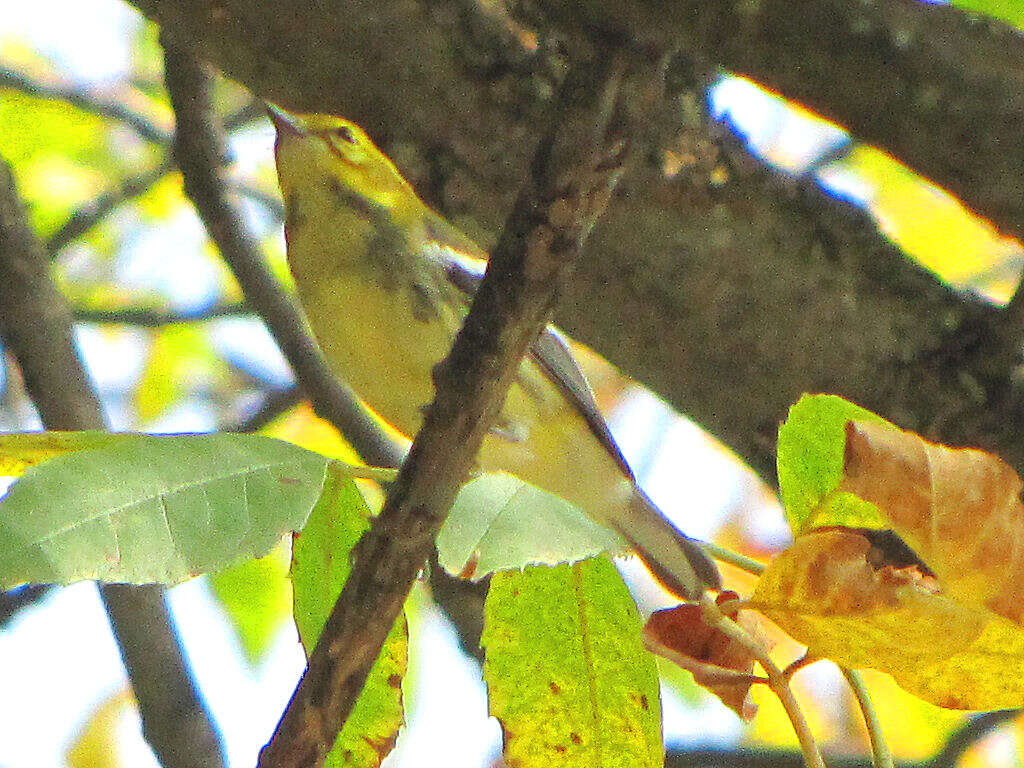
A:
[841, 420, 1024, 625]
[643, 591, 767, 719]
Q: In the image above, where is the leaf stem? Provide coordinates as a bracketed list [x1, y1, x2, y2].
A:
[700, 594, 825, 768]
[329, 460, 399, 484]
[700, 541, 767, 576]
[843, 669, 894, 768]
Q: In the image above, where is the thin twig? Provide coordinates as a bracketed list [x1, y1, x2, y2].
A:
[0, 63, 171, 144]
[330, 460, 399, 483]
[46, 161, 173, 255]
[43, 108, 264, 257]
[700, 594, 826, 768]
[161, 38, 404, 470]
[74, 301, 250, 326]
[843, 669, 894, 768]
[702, 540, 767, 575]
[0, 153, 225, 768]
[257, 50, 635, 768]
[783, 653, 821, 682]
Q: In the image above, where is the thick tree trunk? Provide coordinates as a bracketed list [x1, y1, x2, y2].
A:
[125, 0, 1024, 481]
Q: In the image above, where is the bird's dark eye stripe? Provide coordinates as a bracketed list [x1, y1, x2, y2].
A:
[334, 126, 357, 144]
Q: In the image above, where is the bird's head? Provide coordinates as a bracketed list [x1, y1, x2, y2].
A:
[267, 104, 416, 209]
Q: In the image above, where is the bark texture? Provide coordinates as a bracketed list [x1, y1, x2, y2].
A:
[124, 0, 1024, 484]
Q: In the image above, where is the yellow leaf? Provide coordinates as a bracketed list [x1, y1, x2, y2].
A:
[840, 420, 1024, 625]
[0, 431, 130, 478]
[751, 529, 1024, 709]
[67, 689, 135, 768]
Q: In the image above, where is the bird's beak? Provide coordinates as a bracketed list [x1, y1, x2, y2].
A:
[265, 103, 303, 137]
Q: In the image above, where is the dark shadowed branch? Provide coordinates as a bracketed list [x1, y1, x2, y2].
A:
[117, 0, 1024, 493]
[0, 155, 226, 768]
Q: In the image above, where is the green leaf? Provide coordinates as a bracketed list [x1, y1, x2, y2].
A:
[482, 557, 662, 768]
[437, 472, 625, 579]
[952, 0, 1024, 32]
[776, 394, 889, 534]
[136, 325, 226, 423]
[291, 465, 407, 768]
[0, 431, 133, 478]
[0, 433, 327, 587]
[209, 540, 293, 665]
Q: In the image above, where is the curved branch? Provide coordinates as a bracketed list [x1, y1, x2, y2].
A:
[161, 37, 404, 468]
[0, 153, 225, 768]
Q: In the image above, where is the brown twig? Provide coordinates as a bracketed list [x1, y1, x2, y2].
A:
[45, 161, 173, 255]
[256, 48, 634, 768]
[74, 301, 250, 326]
[160, 38, 403, 470]
[0, 155, 225, 768]
[0, 63, 170, 144]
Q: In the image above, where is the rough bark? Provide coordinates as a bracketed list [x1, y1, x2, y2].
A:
[123, 0, 1024, 484]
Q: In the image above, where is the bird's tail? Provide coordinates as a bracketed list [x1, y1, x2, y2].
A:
[615, 489, 721, 600]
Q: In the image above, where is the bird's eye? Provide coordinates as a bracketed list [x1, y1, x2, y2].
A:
[334, 126, 357, 144]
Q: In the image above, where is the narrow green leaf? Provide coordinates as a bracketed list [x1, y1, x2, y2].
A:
[0, 433, 327, 587]
[776, 394, 889, 534]
[483, 557, 662, 768]
[437, 472, 624, 579]
[209, 540, 293, 665]
[291, 465, 407, 768]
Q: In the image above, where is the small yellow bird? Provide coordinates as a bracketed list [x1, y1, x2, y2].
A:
[269, 105, 720, 599]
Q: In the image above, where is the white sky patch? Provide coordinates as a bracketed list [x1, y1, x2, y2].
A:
[0, 0, 139, 85]
[386, 605, 501, 768]
[116, 210, 224, 313]
[210, 316, 294, 389]
[609, 387, 734, 542]
[74, 324, 147, 393]
[816, 164, 877, 208]
[708, 76, 849, 174]
[0, 584, 133, 768]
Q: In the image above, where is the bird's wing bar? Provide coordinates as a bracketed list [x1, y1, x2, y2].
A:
[427, 242, 637, 480]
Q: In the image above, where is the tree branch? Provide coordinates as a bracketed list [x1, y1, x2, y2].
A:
[0, 63, 170, 145]
[256, 49, 636, 768]
[126, 0, 1024, 490]
[161, 38, 404, 470]
[73, 301, 250, 326]
[46, 161, 173, 255]
[127, 0, 1024, 239]
[0, 153, 226, 768]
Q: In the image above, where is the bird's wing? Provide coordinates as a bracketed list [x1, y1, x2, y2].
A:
[423, 241, 635, 480]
